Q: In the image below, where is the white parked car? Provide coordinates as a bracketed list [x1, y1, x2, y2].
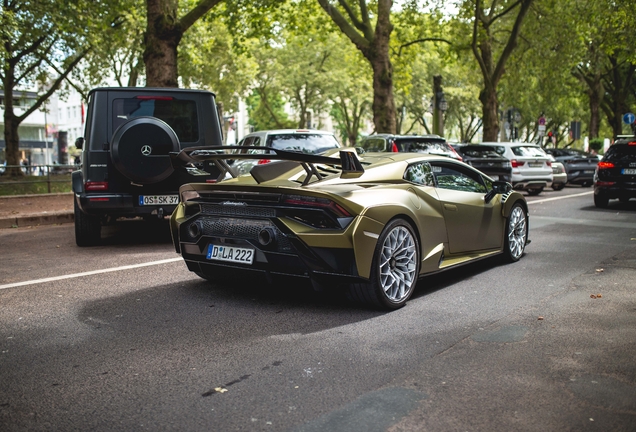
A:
[231, 129, 341, 176]
[481, 142, 554, 195]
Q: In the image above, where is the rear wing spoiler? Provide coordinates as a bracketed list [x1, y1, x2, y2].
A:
[170, 145, 364, 185]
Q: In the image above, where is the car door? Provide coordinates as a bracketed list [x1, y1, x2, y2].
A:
[430, 161, 504, 254]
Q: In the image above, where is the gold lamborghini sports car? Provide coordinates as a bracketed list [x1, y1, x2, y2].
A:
[169, 146, 529, 310]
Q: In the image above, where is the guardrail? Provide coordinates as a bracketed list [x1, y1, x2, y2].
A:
[0, 163, 80, 193]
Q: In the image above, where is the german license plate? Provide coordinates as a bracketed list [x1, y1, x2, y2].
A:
[207, 244, 254, 265]
[490, 175, 499, 180]
[583, 170, 595, 174]
[139, 195, 179, 205]
[622, 168, 636, 175]
[529, 162, 543, 168]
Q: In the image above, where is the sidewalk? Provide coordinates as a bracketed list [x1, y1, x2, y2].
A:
[0, 193, 74, 229]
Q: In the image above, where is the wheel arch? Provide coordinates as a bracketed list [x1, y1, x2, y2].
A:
[352, 205, 424, 280]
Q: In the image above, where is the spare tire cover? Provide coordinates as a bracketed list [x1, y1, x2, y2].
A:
[111, 117, 180, 184]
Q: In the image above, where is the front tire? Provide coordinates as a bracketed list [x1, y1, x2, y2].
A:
[502, 203, 528, 262]
[74, 199, 101, 247]
[348, 219, 420, 310]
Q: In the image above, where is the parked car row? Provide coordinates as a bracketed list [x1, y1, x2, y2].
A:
[228, 132, 605, 198]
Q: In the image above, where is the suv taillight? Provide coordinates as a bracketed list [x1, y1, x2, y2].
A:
[598, 161, 615, 169]
[85, 181, 108, 191]
[546, 160, 552, 167]
[511, 160, 525, 168]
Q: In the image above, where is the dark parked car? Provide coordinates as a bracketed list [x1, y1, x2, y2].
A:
[452, 144, 512, 182]
[593, 137, 636, 207]
[73, 87, 223, 246]
[358, 134, 462, 160]
[544, 148, 598, 186]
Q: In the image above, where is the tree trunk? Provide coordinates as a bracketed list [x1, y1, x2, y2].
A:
[369, 4, 395, 135]
[144, 0, 182, 87]
[479, 85, 499, 142]
[3, 107, 24, 177]
[587, 77, 602, 139]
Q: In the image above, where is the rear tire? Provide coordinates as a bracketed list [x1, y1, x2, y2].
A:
[347, 218, 419, 310]
[502, 203, 528, 263]
[594, 194, 609, 208]
[552, 183, 565, 191]
[527, 187, 543, 196]
[74, 199, 101, 247]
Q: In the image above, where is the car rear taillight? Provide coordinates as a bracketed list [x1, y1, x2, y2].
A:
[511, 160, 525, 168]
[85, 181, 108, 191]
[257, 159, 271, 165]
[391, 141, 398, 152]
[546, 160, 552, 167]
[598, 161, 615, 169]
[628, 141, 636, 146]
[282, 195, 353, 229]
[283, 195, 351, 217]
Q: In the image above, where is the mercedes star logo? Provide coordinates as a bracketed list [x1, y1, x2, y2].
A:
[141, 145, 152, 156]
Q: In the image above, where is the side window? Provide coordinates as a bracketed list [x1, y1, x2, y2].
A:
[404, 162, 435, 186]
[430, 163, 487, 193]
[236, 137, 252, 154]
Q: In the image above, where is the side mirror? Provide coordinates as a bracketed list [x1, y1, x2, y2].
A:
[354, 147, 365, 155]
[485, 180, 512, 203]
[75, 137, 84, 150]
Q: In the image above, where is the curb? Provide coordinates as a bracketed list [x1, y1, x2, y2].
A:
[0, 211, 74, 229]
[0, 192, 74, 200]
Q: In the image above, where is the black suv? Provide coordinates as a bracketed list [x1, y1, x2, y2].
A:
[593, 136, 636, 208]
[73, 87, 223, 246]
[357, 134, 462, 160]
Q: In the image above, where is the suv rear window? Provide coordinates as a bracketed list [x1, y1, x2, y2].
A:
[457, 146, 501, 158]
[512, 146, 547, 157]
[396, 139, 448, 153]
[605, 144, 636, 162]
[112, 97, 199, 143]
[266, 133, 340, 154]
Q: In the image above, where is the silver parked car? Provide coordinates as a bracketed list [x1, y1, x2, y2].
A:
[481, 142, 553, 195]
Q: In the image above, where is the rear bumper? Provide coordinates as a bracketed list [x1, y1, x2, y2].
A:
[594, 182, 636, 199]
[75, 193, 177, 218]
[511, 179, 551, 190]
[566, 170, 595, 184]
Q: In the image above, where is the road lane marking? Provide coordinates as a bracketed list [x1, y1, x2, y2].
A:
[531, 215, 636, 229]
[0, 257, 183, 291]
[527, 191, 593, 205]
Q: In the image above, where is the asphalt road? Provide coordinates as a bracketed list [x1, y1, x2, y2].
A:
[1, 187, 635, 431]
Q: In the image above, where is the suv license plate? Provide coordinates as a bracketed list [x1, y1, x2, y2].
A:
[139, 195, 179, 205]
[622, 168, 636, 175]
[207, 244, 254, 265]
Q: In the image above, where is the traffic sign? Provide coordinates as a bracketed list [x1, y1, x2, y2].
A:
[538, 116, 546, 126]
[623, 112, 635, 124]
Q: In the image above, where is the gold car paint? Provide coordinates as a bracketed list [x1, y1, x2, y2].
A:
[171, 153, 526, 280]
[434, 188, 505, 254]
[501, 191, 527, 217]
